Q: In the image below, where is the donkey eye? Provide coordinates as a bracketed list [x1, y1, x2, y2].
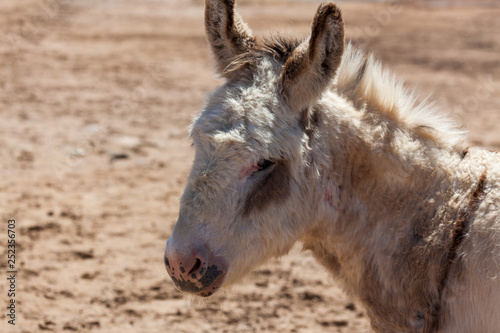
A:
[256, 159, 274, 171]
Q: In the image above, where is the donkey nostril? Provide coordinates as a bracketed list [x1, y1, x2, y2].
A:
[189, 258, 202, 275]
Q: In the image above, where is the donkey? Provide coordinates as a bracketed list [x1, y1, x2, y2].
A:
[164, 1, 500, 332]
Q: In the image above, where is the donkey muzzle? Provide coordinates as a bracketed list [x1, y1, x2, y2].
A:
[164, 238, 227, 297]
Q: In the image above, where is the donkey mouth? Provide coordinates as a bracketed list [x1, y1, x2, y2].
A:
[196, 271, 227, 297]
[168, 264, 227, 297]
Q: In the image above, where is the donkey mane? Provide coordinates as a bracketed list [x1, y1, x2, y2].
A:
[336, 43, 466, 152]
[227, 36, 466, 152]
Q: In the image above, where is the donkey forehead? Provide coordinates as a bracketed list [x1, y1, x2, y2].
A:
[192, 79, 289, 142]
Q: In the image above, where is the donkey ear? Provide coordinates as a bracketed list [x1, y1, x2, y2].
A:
[281, 3, 344, 110]
[205, 0, 256, 76]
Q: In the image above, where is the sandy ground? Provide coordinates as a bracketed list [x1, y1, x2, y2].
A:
[0, 0, 499, 332]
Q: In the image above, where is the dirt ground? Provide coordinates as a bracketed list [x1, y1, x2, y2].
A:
[0, 0, 499, 332]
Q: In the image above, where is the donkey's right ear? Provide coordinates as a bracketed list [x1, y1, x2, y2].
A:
[205, 0, 256, 76]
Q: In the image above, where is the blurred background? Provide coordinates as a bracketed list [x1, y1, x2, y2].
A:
[0, 0, 499, 332]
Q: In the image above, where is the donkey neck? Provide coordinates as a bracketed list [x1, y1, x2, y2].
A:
[312, 92, 462, 209]
[299, 91, 477, 331]
[303, 91, 465, 288]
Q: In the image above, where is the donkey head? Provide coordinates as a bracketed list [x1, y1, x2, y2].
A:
[164, 0, 344, 297]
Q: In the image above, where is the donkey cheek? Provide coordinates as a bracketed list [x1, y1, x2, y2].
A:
[324, 190, 335, 208]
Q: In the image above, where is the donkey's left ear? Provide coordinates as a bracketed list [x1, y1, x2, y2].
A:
[205, 0, 256, 77]
[281, 3, 344, 111]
